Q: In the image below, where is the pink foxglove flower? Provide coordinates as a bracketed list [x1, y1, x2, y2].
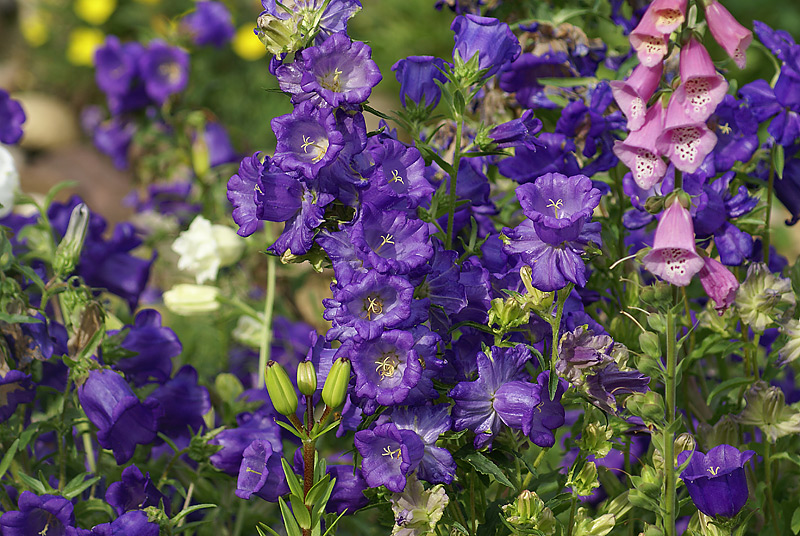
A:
[642, 199, 704, 286]
[648, 0, 688, 34]
[698, 257, 739, 314]
[613, 103, 668, 189]
[630, 15, 669, 68]
[655, 97, 718, 173]
[610, 62, 663, 131]
[674, 37, 728, 122]
[704, 0, 753, 69]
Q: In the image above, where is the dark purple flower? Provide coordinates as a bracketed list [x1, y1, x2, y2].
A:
[0, 491, 82, 536]
[93, 118, 136, 170]
[417, 243, 468, 337]
[236, 439, 290, 502]
[271, 102, 346, 178]
[324, 269, 415, 342]
[449, 345, 532, 448]
[147, 365, 210, 441]
[0, 370, 35, 424]
[740, 70, 800, 147]
[0, 89, 25, 145]
[497, 133, 581, 183]
[113, 309, 181, 386]
[209, 411, 282, 475]
[227, 152, 265, 237]
[77, 369, 160, 464]
[678, 444, 755, 518]
[261, 180, 334, 257]
[138, 41, 190, 105]
[182, 1, 235, 48]
[710, 95, 759, 172]
[347, 330, 423, 406]
[585, 364, 650, 413]
[392, 405, 456, 484]
[451, 15, 520, 78]
[326, 465, 369, 514]
[391, 56, 449, 108]
[105, 465, 170, 516]
[491, 372, 567, 448]
[368, 138, 434, 209]
[753, 20, 796, 63]
[354, 422, 425, 492]
[774, 154, 800, 225]
[488, 110, 544, 151]
[350, 206, 433, 274]
[299, 32, 381, 107]
[498, 52, 572, 109]
[503, 172, 602, 291]
[90, 510, 159, 536]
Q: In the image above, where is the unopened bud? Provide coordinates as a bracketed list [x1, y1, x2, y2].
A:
[568, 461, 599, 497]
[322, 357, 351, 409]
[297, 361, 317, 396]
[264, 360, 298, 416]
[163, 284, 220, 315]
[53, 203, 89, 278]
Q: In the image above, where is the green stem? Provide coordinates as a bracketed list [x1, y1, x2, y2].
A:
[445, 113, 464, 250]
[258, 227, 277, 390]
[232, 498, 247, 536]
[566, 492, 578, 536]
[664, 288, 678, 536]
[764, 150, 775, 266]
[548, 284, 573, 399]
[765, 441, 780, 534]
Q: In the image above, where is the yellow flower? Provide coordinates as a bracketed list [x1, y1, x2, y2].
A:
[66, 28, 106, 66]
[74, 0, 117, 25]
[20, 12, 49, 47]
[232, 24, 266, 61]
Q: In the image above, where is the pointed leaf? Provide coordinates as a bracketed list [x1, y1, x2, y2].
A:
[279, 497, 302, 536]
[282, 458, 304, 499]
[462, 452, 514, 489]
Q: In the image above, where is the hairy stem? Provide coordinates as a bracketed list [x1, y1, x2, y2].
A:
[765, 441, 780, 534]
[445, 113, 464, 250]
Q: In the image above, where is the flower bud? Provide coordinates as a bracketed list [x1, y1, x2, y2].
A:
[296, 361, 317, 396]
[568, 461, 599, 497]
[488, 296, 530, 333]
[163, 284, 220, 315]
[738, 381, 800, 442]
[256, 14, 299, 56]
[53, 203, 89, 278]
[322, 357, 351, 409]
[501, 490, 555, 534]
[577, 422, 613, 458]
[264, 360, 298, 417]
[520, 266, 554, 311]
[735, 263, 796, 333]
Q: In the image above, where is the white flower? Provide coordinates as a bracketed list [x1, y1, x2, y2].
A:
[391, 477, 448, 536]
[0, 146, 20, 218]
[172, 215, 245, 283]
[163, 284, 220, 315]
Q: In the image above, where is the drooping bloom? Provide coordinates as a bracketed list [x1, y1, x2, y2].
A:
[492, 372, 567, 447]
[450, 14, 520, 78]
[674, 38, 728, 123]
[392, 405, 456, 485]
[182, 1, 235, 48]
[299, 32, 382, 107]
[0, 492, 83, 536]
[498, 52, 572, 110]
[77, 369, 160, 464]
[487, 110, 544, 151]
[704, 0, 753, 69]
[629, 14, 668, 68]
[326, 465, 369, 514]
[642, 198, 704, 286]
[613, 103, 668, 189]
[390, 477, 449, 536]
[113, 309, 181, 386]
[138, 40, 190, 105]
[355, 422, 425, 492]
[678, 445, 754, 518]
[610, 62, 663, 131]
[655, 97, 718, 174]
[210, 411, 283, 475]
[391, 56, 450, 108]
[236, 439, 290, 501]
[502, 172, 602, 291]
[698, 257, 739, 314]
[647, 0, 687, 34]
[0, 89, 25, 144]
[105, 465, 170, 516]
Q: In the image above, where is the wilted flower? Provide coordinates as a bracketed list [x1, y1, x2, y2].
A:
[737, 381, 800, 441]
[735, 262, 796, 333]
[678, 444, 755, 518]
[390, 477, 449, 536]
[105, 465, 170, 516]
[698, 257, 739, 314]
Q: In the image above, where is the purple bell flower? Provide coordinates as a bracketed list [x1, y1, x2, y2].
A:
[350, 205, 433, 275]
[93, 118, 136, 170]
[105, 465, 170, 516]
[299, 32, 382, 107]
[451, 14, 520, 78]
[392, 405, 456, 485]
[0, 89, 25, 144]
[204, 122, 238, 168]
[209, 411, 282, 475]
[182, 1, 235, 48]
[113, 309, 181, 386]
[89, 510, 159, 536]
[77, 369, 160, 464]
[391, 56, 449, 108]
[227, 152, 265, 237]
[271, 101, 346, 178]
[0, 370, 35, 424]
[492, 372, 567, 448]
[498, 52, 572, 109]
[368, 138, 434, 210]
[678, 444, 755, 518]
[488, 110, 544, 151]
[236, 439, 290, 502]
[138, 41, 190, 105]
[94, 36, 140, 97]
[147, 365, 210, 441]
[346, 330, 423, 406]
[497, 132, 581, 183]
[710, 95, 759, 172]
[502, 172, 602, 291]
[354, 422, 425, 492]
[0, 492, 83, 536]
[326, 465, 369, 514]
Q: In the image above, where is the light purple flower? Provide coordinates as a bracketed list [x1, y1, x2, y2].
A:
[182, 1, 235, 48]
[354, 422, 425, 492]
[655, 97, 718, 174]
[451, 14, 520, 78]
[0, 89, 25, 144]
[698, 257, 739, 314]
[138, 41, 190, 105]
[673, 37, 728, 123]
[610, 62, 663, 132]
[392, 405, 456, 485]
[642, 199, 704, 286]
[350, 206, 433, 275]
[271, 101, 346, 178]
[613, 103, 668, 189]
[704, 0, 752, 69]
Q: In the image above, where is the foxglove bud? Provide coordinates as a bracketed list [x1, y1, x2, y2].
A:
[296, 361, 317, 396]
[322, 357, 351, 409]
[264, 360, 298, 417]
[53, 203, 90, 278]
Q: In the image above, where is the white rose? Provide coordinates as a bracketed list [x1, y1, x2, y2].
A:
[0, 146, 20, 218]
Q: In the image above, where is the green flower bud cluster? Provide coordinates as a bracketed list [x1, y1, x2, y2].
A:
[735, 263, 796, 333]
[501, 490, 556, 535]
[264, 357, 351, 419]
[737, 381, 800, 442]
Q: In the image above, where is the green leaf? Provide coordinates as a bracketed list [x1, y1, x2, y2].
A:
[536, 77, 598, 88]
[310, 476, 336, 525]
[282, 458, 304, 499]
[0, 439, 19, 480]
[291, 494, 312, 529]
[705, 377, 753, 407]
[310, 418, 341, 440]
[62, 473, 102, 500]
[258, 523, 282, 536]
[462, 451, 515, 489]
[774, 144, 785, 180]
[170, 504, 217, 527]
[17, 472, 47, 495]
[279, 497, 302, 536]
[791, 507, 800, 535]
[44, 182, 78, 211]
[0, 313, 42, 324]
[321, 509, 348, 536]
[276, 419, 306, 439]
[305, 474, 333, 507]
